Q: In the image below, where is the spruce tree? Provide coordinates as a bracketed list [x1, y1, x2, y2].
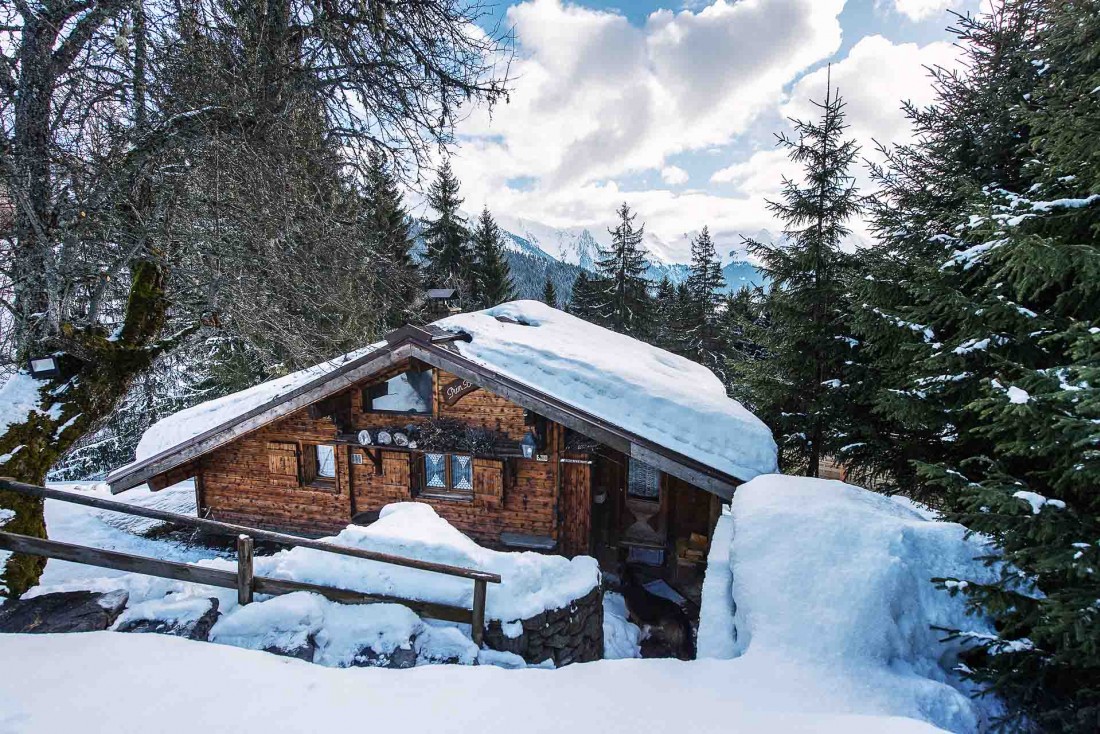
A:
[842, 5, 1043, 494]
[569, 271, 602, 323]
[593, 202, 652, 337]
[651, 276, 679, 353]
[896, 2, 1100, 727]
[685, 226, 728, 372]
[469, 206, 515, 308]
[737, 76, 861, 477]
[422, 160, 474, 299]
[364, 150, 420, 328]
[542, 277, 558, 308]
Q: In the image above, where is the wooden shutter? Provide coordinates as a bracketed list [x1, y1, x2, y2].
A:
[268, 441, 300, 483]
[473, 458, 504, 508]
[382, 451, 411, 494]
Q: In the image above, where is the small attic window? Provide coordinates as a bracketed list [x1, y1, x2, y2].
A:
[367, 371, 433, 414]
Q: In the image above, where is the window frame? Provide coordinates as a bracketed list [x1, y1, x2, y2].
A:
[418, 451, 475, 501]
[300, 441, 339, 491]
[364, 370, 434, 415]
[627, 458, 661, 502]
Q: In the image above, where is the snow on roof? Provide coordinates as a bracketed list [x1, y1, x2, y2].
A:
[117, 301, 776, 483]
[122, 342, 384, 468]
[435, 301, 777, 481]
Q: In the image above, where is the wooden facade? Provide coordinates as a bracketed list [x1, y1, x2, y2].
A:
[139, 357, 730, 578]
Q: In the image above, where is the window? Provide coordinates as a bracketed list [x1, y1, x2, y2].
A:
[421, 453, 474, 498]
[301, 443, 338, 488]
[367, 371, 433, 413]
[627, 459, 661, 500]
[315, 445, 336, 479]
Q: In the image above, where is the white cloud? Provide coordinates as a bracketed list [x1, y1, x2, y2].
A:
[661, 166, 690, 185]
[448, 3, 960, 261]
[884, 0, 955, 22]
[458, 0, 844, 183]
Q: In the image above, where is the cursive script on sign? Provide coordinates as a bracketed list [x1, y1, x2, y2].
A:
[442, 378, 478, 406]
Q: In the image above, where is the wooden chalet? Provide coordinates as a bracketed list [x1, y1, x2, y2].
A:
[108, 302, 777, 584]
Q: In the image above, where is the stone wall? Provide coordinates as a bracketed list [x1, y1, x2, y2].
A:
[483, 585, 603, 666]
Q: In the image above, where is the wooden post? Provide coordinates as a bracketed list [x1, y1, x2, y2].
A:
[237, 534, 254, 606]
[471, 578, 487, 647]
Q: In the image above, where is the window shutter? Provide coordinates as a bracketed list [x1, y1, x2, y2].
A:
[473, 458, 504, 507]
[268, 441, 299, 479]
[382, 451, 411, 493]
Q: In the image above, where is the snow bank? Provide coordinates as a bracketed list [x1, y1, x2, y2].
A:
[602, 592, 642, 659]
[696, 509, 736, 659]
[30, 496, 597, 669]
[699, 474, 1002, 733]
[437, 301, 777, 481]
[0, 633, 950, 734]
[117, 301, 776, 485]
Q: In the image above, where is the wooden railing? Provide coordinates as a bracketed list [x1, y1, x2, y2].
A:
[0, 479, 499, 644]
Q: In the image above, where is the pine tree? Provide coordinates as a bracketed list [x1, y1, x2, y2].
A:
[685, 226, 728, 373]
[888, 2, 1100, 727]
[364, 150, 420, 328]
[469, 206, 515, 308]
[593, 202, 652, 337]
[737, 74, 861, 477]
[568, 271, 602, 323]
[651, 276, 679, 353]
[422, 160, 474, 300]
[842, 5, 1043, 494]
[541, 277, 558, 308]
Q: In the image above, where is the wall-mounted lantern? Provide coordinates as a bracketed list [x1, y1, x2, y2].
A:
[521, 431, 538, 460]
[28, 355, 60, 380]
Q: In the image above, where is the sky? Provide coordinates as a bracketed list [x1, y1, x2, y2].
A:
[430, 0, 982, 263]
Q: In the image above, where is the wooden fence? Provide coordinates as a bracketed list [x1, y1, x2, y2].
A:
[0, 479, 499, 644]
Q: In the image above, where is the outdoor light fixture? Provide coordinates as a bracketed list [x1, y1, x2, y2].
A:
[521, 431, 538, 460]
[28, 355, 60, 379]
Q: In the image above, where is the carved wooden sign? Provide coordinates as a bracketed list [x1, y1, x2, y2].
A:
[442, 378, 478, 406]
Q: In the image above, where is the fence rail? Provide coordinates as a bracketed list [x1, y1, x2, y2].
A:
[0, 478, 495, 643]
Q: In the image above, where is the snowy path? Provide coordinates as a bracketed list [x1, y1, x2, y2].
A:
[0, 632, 946, 734]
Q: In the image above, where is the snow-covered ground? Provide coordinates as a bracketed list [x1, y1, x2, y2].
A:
[2, 475, 1004, 733]
[24, 486, 604, 668]
[0, 632, 945, 734]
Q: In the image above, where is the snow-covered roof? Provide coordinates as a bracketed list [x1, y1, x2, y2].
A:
[434, 302, 776, 481]
[110, 301, 776, 490]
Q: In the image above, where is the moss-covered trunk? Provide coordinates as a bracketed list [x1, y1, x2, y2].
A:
[0, 260, 190, 598]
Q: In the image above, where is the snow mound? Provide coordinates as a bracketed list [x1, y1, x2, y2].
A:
[249, 502, 601, 624]
[602, 592, 642, 659]
[700, 475, 1002, 733]
[30, 499, 595, 669]
[437, 301, 777, 481]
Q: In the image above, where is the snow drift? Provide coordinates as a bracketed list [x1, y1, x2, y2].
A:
[698, 475, 1002, 733]
[29, 500, 599, 668]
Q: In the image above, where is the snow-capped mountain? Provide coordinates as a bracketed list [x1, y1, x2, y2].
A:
[413, 215, 766, 302]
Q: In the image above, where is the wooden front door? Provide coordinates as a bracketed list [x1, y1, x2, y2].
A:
[559, 458, 592, 557]
[619, 458, 667, 548]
